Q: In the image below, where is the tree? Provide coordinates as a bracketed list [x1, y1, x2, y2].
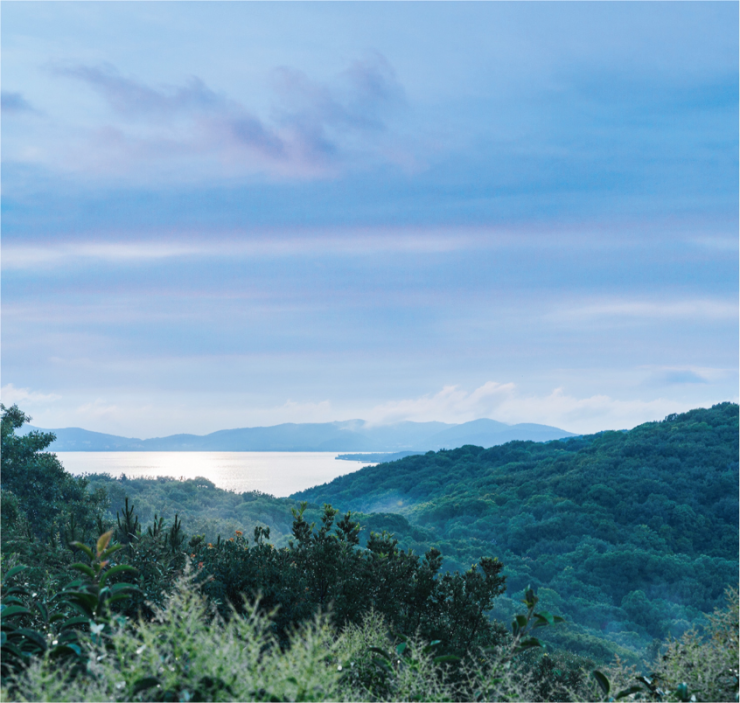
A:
[1, 404, 107, 544]
[196, 503, 508, 656]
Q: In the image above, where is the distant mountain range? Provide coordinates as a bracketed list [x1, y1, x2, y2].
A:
[19, 418, 575, 452]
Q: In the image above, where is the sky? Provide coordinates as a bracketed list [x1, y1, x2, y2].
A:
[1, 2, 738, 438]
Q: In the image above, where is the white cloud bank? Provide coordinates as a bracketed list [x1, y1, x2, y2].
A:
[1, 383, 61, 406]
[364, 382, 711, 434]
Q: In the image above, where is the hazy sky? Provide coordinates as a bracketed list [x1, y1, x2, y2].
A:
[2, 2, 738, 437]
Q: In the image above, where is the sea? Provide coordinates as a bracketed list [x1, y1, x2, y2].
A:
[56, 452, 377, 498]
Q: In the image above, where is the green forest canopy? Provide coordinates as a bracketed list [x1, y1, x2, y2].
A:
[4, 402, 737, 665]
[296, 402, 739, 657]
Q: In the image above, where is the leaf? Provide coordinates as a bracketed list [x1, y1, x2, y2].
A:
[368, 646, 392, 662]
[64, 593, 98, 618]
[106, 593, 132, 606]
[2, 595, 27, 606]
[96, 531, 113, 557]
[14, 628, 47, 651]
[131, 676, 161, 694]
[524, 587, 537, 608]
[433, 654, 462, 664]
[55, 630, 82, 645]
[615, 685, 646, 700]
[99, 564, 137, 587]
[100, 544, 123, 560]
[516, 637, 542, 650]
[70, 563, 97, 579]
[2, 566, 28, 583]
[49, 643, 82, 658]
[70, 542, 95, 560]
[33, 601, 49, 622]
[0, 605, 31, 620]
[59, 616, 89, 631]
[592, 670, 611, 698]
[1, 641, 24, 659]
[396, 642, 407, 656]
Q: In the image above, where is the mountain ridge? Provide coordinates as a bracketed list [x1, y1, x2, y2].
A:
[19, 417, 575, 452]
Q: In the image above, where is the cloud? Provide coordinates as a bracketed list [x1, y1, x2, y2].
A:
[273, 51, 405, 134]
[1, 383, 61, 406]
[0, 229, 479, 270]
[49, 54, 406, 179]
[492, 387, 689, 433]
[366, 382, 516, 425]
[1, 91, 37, 114]
[364, 381, 711, 433]
[55, 64, 221, 117]
[2, 241, 203, 269]
[656, 370, 709, 385]
[642, 365, 732, 387]
[551, 298, 738, 323]
[75, 399, 122, 421]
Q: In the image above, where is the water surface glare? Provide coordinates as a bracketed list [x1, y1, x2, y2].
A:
[56, 452, 376, 497]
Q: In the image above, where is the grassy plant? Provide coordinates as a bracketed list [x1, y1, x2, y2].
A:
[4, 571, 579, 702]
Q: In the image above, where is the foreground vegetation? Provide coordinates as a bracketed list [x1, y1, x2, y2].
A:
[1, 403, 738, 701]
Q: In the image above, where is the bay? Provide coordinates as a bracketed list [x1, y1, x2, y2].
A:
[56, 451, 376, 498]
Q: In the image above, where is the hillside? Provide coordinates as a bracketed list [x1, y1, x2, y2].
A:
[294, 403, 739, 658]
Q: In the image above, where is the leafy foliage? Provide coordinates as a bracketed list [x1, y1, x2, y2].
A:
[192, 503, 507, 657]
[1, 404, 108, 546]
[1, 532, 137, 688]
[3, 570, 581, 703]
[593, 588, 739, 702]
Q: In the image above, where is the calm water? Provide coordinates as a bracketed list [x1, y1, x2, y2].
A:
[56, 452, 376, 498]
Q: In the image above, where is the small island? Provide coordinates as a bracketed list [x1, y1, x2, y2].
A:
[335, 451, 424, 462]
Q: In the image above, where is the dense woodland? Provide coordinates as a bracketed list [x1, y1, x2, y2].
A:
[1, 402, 738, 701]
[296, 403, 739, 660]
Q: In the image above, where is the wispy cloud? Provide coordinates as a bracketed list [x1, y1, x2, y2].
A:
[364, 381, 715, 433]
[1, 383, 61, 406]
[551, 299, 739, 323]
[48, 53, 406, 179]
[656, 370, 707, 385]
[366, 382, 516, 425]
[1, 91, 38, 115]
[493, 387, 697, 433]
[75, 399, 122, 421]
[55, 64, 222, 117]
[642, 365, 733, 387]
[272, 51, 404, 135]
[1, 229, 479, 270]
[6, 225, 681, 271]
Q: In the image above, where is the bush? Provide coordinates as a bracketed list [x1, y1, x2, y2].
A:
[3, 570, 577, 702]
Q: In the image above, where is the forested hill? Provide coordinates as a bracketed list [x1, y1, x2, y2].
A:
[294, 403, 739, 657]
